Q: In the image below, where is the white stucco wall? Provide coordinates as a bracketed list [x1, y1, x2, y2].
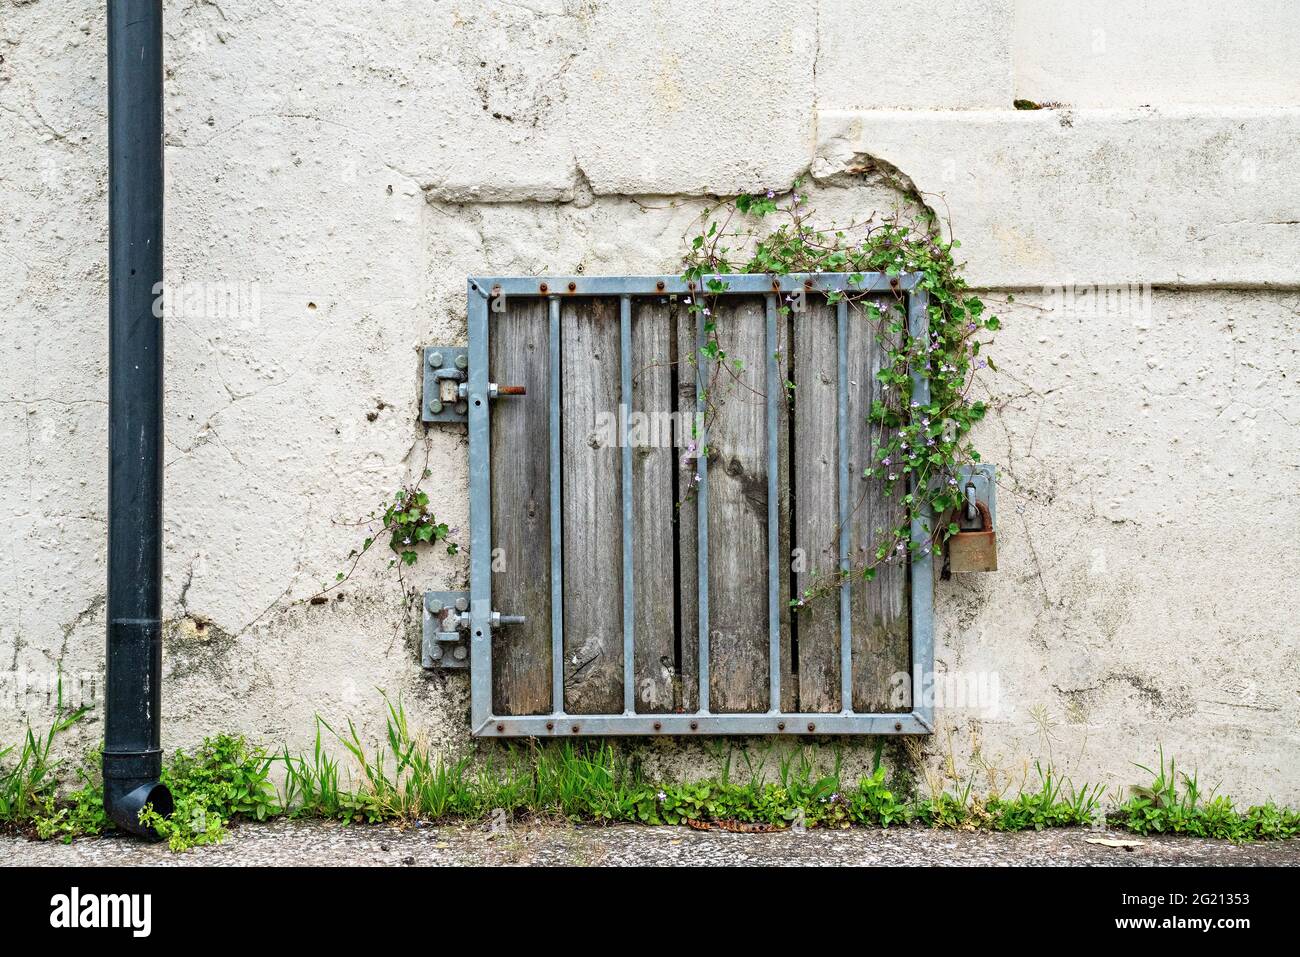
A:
[1, 0, 1296, 804]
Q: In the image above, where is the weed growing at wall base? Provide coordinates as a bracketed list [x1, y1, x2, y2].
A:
[3, 699, 1297, 851]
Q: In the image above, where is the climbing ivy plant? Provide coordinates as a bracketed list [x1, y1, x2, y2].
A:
[310, 438, 459, 606]
[679, 180, 1002, 605]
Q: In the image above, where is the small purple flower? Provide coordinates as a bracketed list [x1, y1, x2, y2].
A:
[766, 189, 775, 199]
[882, 457, 891, 466]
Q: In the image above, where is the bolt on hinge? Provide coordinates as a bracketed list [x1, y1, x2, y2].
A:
[420, 590, 527, 670]
[421, 346, 526, 424]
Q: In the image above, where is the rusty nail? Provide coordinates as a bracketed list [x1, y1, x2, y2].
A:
[567, 281, 577, 292]
[690, 721, 698, 731]
[889, 276, 899, 289]
[656, 280, 665, 291]
[895, 721, 903, 731]
[496, 723, 504, 732]
[546, 722, 554, 731]
[807, 722, 816, 732]
[653, 721, 662, 731]
[539, 282, 549, 294]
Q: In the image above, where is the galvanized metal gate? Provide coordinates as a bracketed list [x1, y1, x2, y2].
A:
[428, 273, 935, 737]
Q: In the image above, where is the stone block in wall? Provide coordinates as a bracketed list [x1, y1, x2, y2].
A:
[566, 0, 817, 195]
[816, 107, 1300, 287]
[817, 0, 1013, 110]
[1014, 0, 1300, 109]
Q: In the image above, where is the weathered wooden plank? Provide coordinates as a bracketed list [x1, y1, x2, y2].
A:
[704, 297, 770, 712]
[848, 296, 910, 712]
[630, 299, 675, 713]
[674, 302, 699, 712]
[489, 299, 552, 714]
[792, 297, 843, 712]
[560, 298, 624, 713]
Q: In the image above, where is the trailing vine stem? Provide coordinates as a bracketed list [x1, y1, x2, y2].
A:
[679, 180, 1002, 607]
[309, 435, 460, 609]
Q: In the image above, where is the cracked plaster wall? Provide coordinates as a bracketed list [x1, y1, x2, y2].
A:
[1, 0, 1296, 804]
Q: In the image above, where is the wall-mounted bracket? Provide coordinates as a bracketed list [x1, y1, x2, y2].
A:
[955, 463, 996, 530]
[422, 347, 470, 423]
[421, 590, 527, 670]
[422, 591, 470, 669]
[422, 345, 527, 425]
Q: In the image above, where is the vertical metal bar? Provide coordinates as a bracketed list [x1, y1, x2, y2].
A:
[694, 291, 710, 713]
[765, 294, 781, 713]
[907, 283, 934, 727]
[548, 295, 565, 715]
[620, 295, 635, 714]
[836, 297, 852, 712]
[467, 282, 493, 731]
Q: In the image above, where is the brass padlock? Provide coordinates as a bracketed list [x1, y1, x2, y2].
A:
[948, 500, 997, 573]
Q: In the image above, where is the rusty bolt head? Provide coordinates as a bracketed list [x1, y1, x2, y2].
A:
[687, 281, 696, 291]
[496, 723, 505, 733]
[546, 722, 554, 731]
[539, 282, 549, 294]
[771, 279, 780, 290]
[571, 724, 580, 734]
[889, 276, 900, 289]
[777, 722, 786, 731]
[656, 281, 665, 292]
[567, 281, 577, 292]
[803, 279, 813, 290]
[807, 722, 816, 732]
[690, 721, 698, 731]
[894, 721, 903, 732]
[653, 721, 662, 731]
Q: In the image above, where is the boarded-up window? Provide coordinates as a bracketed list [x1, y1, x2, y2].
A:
[454, 274, 933, 737]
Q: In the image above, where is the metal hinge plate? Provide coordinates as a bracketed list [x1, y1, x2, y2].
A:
[421, 347, 469, 424]
[421, 590, 470, 669]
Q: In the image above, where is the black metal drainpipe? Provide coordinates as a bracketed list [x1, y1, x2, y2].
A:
[104, 0, 173, 837]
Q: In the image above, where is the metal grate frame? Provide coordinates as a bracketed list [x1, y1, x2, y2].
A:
[465, 273, 934, 736]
